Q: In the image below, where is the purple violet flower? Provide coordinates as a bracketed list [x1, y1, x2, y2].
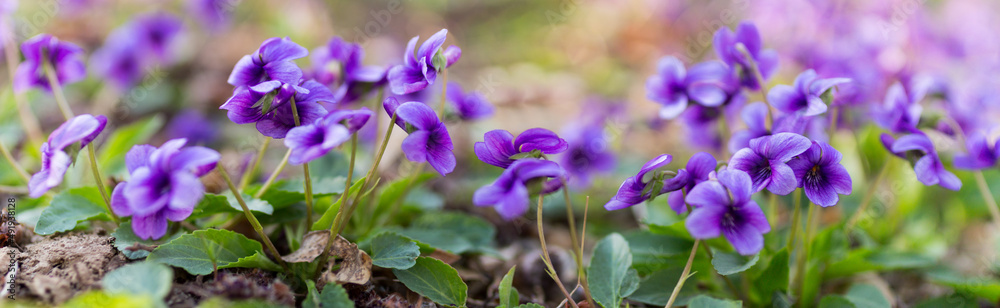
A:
[559, 123, 616, 189]
[873, 82, 923, 134]
[133, 12, 183, 63]
[383, 98, 456, 176]
[685, 169, 771, 255]
[228, 37, 308, 87]
[604, 154, 678, 211]
[29, 114, 108, 197]
[474, 128, 569, 169]
[954, 132, 999, 170]
[767, 69, 850, 116]
[713, 22, 778, 91]
[646, 56, 734, 119]
[386, 29, 461, 95]
[187, 0, 232, 32]
[473, 158, 563, 220]
[14, 34, 86, 93]
[91, 28, 147, 90]
[220, 79, 333, 138]
[666, 152, 718, 214]
[729, 132, 812, 195]
[111, 139, 220, 240]
[284, 107, 372, 165]
[882, 133, 962, 190]
[787, 141, 852, 207]
[729, 102, 770, 153]
[445, 82, 494, 121]
[310, 37, 387, 105]
[166, 110, 217, 145]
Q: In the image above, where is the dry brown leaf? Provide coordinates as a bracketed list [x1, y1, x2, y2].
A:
[281, 231, 372, 285]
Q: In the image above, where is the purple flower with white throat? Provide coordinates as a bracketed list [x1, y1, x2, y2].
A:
[954, 132, 999, 170]
[386, 29, 461, 95]
[445, 82, 494, 121]
[685, 169, 771, 255]
[474, 158, 563, 220]
[284, 107, 372, 165]
[883, 133, 962, 190]
[228, 37, 308, 87]
[646, 56, 734, 119]
[29, 114, 108, 197]
[310, 37, 387, 105]
[604, 154, 677, 211]
[788, 141, 852, 207]
[713, 22, 778, 91]
[14, 34, 86, 93]
[383, 98, 455, 176]
[729, 132, 812, 195]
[665, 152, 718, 214]
[111, 139, 220, 240]
[767, 69, 850, 116]
[474, 128, 569, 169]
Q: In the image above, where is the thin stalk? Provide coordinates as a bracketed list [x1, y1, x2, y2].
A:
[253, 148, 292, 199]
[4, 34, 42, 142]
[0, 140, 30, 184]
[440, 69, 447, 115]
[217, 165, 288, 270]
[974, 171, 1000, 230]
[379, 163, 427, 228]
[793, 203, 816, 302]
[697, 242, 743, 301]
[768, 192, 778, 228]
[536, 195, 579, 308]
[316, 134, 358, 277]
[559, 177, 594, 307]
[41, 55, 74, 120]
[786, 190, 802, 249]
[336, 110, 396, 234]
[88, 143, 117, 225]
[828, 106, 839, 139]
[239, 137, 271, 190]
[665, 239, 700, 308]
[288, 98, 315, 227]
[735, 43, 772, 129]
[845, 162, 889, 231]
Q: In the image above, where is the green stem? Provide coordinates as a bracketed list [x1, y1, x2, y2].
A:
[536, 195, 580, 308]
[768, 192, 778, 228]
[253, 148, 292, 199]
[0, 140, 30, 184]
[88, 143, 117, 224]
[336, 105, 395, 235]
[440, 69, 448, 115]
[317, 134, 358, 278]
[217, 164, 288, 270]
[288, 98, 315, 228]
[793, 203, 817, 303]
[845, 161, 889, 231]
[239, 137, 271, 190]
[786, 190, 802, 249]
[559, 177, 594, 307]
[378, 163, 427, 228]
[665, 239, 700, 308]
[974, 171, 1000, 231]
[41, 54, 74, 120]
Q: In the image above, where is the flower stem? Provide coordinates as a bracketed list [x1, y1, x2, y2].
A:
[792, 203, 816, 302]
[665, 239, 700, 308]
[217, 164, 288, 271]
[41, 55, 74, 120]
[845, 161, 889, 231]
[735, 43, 773, 130]
[88, 143, 117, 225]
[4, 34, 42, 143]
[317, 134, 358, 278]
[288, 98, 315, 227]
[559, 177, 594, 307]
[0, 140, 30, 184]
[379, 163, 427, 228]
[974, 171, 1000, 231]
[253, 148, 291, 199]
[768, 192, 778, 228]
[786, 190, 802, 249]
[239, 137, 271, 190]
[440, 69, 448, 115]
[336, 108, 396, 235]
[536, 195, 580, 308]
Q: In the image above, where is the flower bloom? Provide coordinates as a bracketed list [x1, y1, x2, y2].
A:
[665, 152, 717, 214]
[604, 154, 678, 211]
[882, 133, 961, 190]
[474, 158, 563, 220]
[729, 132, 812, 195]
[228, 37, 308, 87]
[953, 132, 999, 170]
[383, 98, 456, 176]
[310, 37, 387, 105]
[873, 82, 923, 134]
[445, 82, 494, 121]
[646, 56, 733, 119]
[713, 22, 778, 90]
[111, 139, 220, 240]
[29, 114, 108, 197]
[166, 110, 217, 145]
[284, 108, 372, 165]
[685, 169, 771, 255]
[220, 79, 334, 138]
[386, 29, 461, 95]
[767, 69, 850, 116]
[788, 141, 852, 206]
[92, 12, 184, 90]
[187, 0, 232, 32]
[133, 12, 184, 62]
[474, 128, 569, 169]
[14, 34, 86, 92]
[559, 124, 615, 189]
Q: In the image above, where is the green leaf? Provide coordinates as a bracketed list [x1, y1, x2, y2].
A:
[926, 268, 1000, 302]
[369, 232, 420, 269]
[396, 211, 496, 255]
[35, 187, 108, 235]
[392, 257, 468, 307]
[818, 296, 855, 308]
[312, 178, 366, 231]
[101, 262, 173, 300]
[64, 291, 156, 308]
[624, 230, 693, 275]
[628, 268, 697, 306]
[302, 280, 352, 308]
[687, 295, 742, 308]
[841, 284, 890, 308]
[913, 294, 977, 308]
[588, 233, 634, 308]
[753, 248, 789, 302]
[498, 266, 519, 308]
[826, 250, 934, 278]
[712, 251, 759, 276]
[276, 176, 346, 198]
[219, 252, 283, 272]
[99, 116, 164, 173]
[147, 229, 267, 275]
[111, 222, 185, 260]
[375, 173, 436, 212]
[303, 280, 321, 308]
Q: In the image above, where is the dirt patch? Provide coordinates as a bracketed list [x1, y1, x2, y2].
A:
[13, 233, 126, 304]
[166, 270, 296, 307]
